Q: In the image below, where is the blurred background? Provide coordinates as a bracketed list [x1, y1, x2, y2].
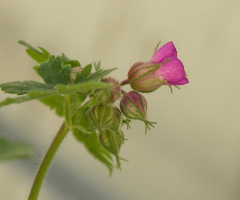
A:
[0, 0, 240, 199]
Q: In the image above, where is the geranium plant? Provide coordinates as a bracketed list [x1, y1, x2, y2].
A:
[0, 40, 188, 200]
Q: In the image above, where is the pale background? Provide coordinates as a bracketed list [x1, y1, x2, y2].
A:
[0, 1, 240, 200]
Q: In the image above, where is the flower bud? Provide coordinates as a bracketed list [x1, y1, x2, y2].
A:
[93, 77, 121, 104]
[99, 129, 124, 169]
[120, 91, 156, 134]
[128, 62, 164, 93]
[127, 42, 189, 93]
[89, 104, 122, 131]
[111, 107, 122, 132]
[99, 129, 124, 156]
[120, 91, 147, 121]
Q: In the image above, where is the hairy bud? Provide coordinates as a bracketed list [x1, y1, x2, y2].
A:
[89, 104, 122, 131]
[120, 91, 156, 134]
[93, 77, 121, 104]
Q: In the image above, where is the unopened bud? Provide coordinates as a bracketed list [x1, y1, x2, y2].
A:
[99, 129, 124, 156]
[120, 91, 156, 134]
[120, 91, 147, 121]
[93, 77, 121, 104]
[89, 104, 122, 131]
[128, 62, 164, 93]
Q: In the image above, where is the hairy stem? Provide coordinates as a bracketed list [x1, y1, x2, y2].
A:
[28, 122, 70, 200]
[120, 79, 129, 86]
[64, 94, 72, 128]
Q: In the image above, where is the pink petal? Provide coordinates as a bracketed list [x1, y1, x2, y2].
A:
[154, 57, 186, 83]
[169, 77, 189, 85]
[149, 41, 177, 63]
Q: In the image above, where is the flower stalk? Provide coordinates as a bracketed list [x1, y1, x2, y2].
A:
[28, 123, 70, 200]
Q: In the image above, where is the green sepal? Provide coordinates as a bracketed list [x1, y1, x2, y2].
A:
[144, 120, 157, 134]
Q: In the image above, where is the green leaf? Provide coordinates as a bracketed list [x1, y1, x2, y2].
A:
[0, 81, 54, 95]
[72, 103, 114, 174]
[36, 93, 86, 117]
[18, 40, 49, 63]
[0, 90, 58, 108]
[37, 55, 71, 85]
[0, 96, 32, 108]
[55, 81, 109, 94]
[73, 129, 114, 174]
[62, 53, 80, 68]
[87, 68, 117, 82]
[0, 137, 33, 161]
[38, 95, 65, 116]
[74, 64, 92, 83]
[69, 93, 87, 115]
[93, 61, 101, 71]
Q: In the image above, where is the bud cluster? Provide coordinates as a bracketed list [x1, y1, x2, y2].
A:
[71, 41, 188, 170]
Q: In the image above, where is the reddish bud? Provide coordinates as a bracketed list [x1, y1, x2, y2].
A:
[93, 77, 121, 104]
[120, 91, 147, 121]
[120, 91, 156, 134]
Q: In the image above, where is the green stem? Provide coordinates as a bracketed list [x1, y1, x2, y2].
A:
[28, 122, 70, 200]
[64, 94, 72, 129]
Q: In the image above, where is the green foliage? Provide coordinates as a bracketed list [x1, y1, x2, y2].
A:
[38, 95, 65, 116]
[93, 61, 101, 71]
[0, 41, 120, 172]
[74, 64, 116, 84]
[0, 81, 54, 95]
[74, 64, 92, 83]
[62, 53, 80, 68]
[73, 128, 114, 174]
[0, 96, 32, 108]
[55, 81, 109, 94]
[87, 68, 117, 82]
[18, 40, 49, 63]
[37, 56, 71, 85]
[0, 137, 33, 161]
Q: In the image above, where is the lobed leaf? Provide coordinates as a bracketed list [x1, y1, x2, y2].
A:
[38, 95, 65, 116]
[18, 40, 49, 63]
[0, 96, 32, 108]
[37, 56, 71, 85]
[87, 68, 117, 82]
[0, 90, 58, 108]
[74, 64, 92, 84]
[55, 81, 109, 94]
[62, 53, 80, 68]
[0, 81, 54, 95]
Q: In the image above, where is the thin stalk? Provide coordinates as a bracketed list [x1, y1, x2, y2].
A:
[64, 94, 72, 129]
[120, 79, 129, 86]
[28, 122, 70, 200]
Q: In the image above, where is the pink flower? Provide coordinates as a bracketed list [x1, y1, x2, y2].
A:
[127, 42, 189, 93]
